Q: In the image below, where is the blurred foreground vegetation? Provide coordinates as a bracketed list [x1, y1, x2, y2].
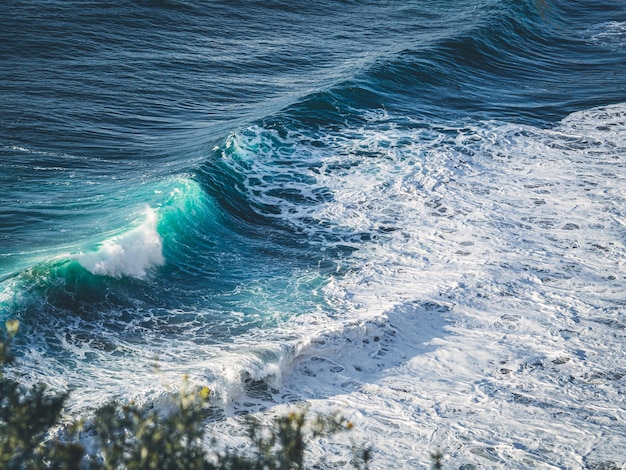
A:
[0, 319, 371, 469]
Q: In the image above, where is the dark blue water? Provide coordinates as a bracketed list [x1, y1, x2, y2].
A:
[1, 0, 625, 466]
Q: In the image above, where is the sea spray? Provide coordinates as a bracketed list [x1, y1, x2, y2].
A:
[73, 207, 164, 279]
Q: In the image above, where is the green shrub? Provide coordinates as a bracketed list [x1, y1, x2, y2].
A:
[0, 319, 84, 469]
[89, 382, 212, 470]
[221, 409, 371, 470]
[0, 320, 371, 469]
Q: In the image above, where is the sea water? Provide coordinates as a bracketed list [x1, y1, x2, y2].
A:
[1, 1, 625, 467]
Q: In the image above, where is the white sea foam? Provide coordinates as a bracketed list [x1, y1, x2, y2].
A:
[588, 21, 626, 49]
[16, 104, 625, 468]
[74, 207, 165, 279]
[211, 104, 626, 468]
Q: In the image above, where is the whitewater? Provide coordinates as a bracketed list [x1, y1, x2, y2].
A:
[203, 105, 626, 469]
[1, 0, 625, 468]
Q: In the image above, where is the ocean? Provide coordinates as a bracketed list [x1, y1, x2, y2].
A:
[1, 0, 625, 467]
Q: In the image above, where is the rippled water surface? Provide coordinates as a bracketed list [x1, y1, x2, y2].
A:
[1, 1, 625, 467]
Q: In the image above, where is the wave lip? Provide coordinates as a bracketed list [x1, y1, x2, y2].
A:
[73, 207, 164, 279]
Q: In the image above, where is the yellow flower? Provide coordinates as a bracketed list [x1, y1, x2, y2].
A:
[5, 319, 19, 338]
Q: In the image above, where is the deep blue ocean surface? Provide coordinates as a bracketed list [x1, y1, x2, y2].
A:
[1, 1, 625, 467]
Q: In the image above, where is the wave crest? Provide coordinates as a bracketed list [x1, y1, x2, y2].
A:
[74, 207, 164, 279]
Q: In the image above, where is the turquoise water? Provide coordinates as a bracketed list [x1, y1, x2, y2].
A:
[1, 1, 625, 466]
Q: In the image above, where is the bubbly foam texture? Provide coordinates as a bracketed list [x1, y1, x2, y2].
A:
[74, 207, 164, 279]
[215, 104, 626, 468]
[11, 105, 625, 468]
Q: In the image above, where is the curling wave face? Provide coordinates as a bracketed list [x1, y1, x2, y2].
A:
[0, 0, 625, 467]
